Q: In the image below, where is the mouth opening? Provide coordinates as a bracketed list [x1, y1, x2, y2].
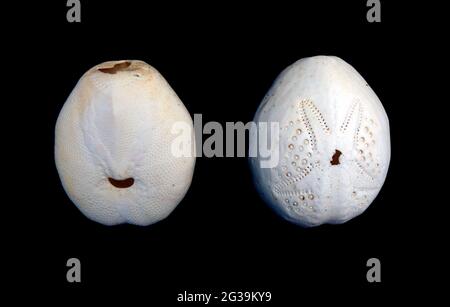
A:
[108, 177, 135, 188]
[98, 61, 132, 74]
[330, 149, 342, 166]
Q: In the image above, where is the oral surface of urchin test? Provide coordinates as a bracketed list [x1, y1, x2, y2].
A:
[249, 56, 390, 227]
[55, 60, 196, 226]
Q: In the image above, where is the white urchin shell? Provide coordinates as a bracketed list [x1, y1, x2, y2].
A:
[249, 56, 390, 227]
[55, 60, 196, 226]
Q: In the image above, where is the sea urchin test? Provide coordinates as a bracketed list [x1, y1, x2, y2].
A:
[249, 56, 390, 227]
[55, 60, 195, 226]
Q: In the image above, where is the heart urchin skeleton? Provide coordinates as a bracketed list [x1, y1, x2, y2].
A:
[249, 56, 390, 227]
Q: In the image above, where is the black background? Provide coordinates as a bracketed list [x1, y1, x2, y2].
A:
[8, 0, 433, 304]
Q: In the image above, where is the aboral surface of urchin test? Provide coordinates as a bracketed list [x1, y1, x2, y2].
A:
[55, 60, 195, 226]
[249, 56, 390, 227]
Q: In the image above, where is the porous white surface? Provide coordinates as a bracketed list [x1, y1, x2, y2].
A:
[55, 60, 195, 226]
[249, 56, 390, 227]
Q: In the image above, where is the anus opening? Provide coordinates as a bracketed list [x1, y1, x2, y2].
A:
[98, 61, 132, 74]
[330, 149, 342, 166]
[108, 177, 135, 188]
